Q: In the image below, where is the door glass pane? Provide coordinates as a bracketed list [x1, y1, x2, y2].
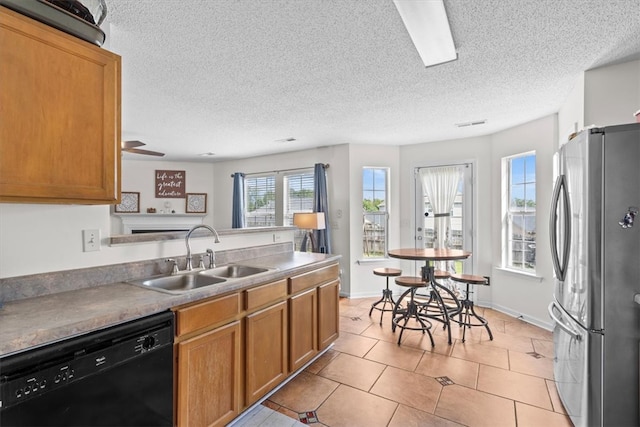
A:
[416, 164, 472, 273]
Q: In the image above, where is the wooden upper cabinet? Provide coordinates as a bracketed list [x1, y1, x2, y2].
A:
[0, 7, 121, 204]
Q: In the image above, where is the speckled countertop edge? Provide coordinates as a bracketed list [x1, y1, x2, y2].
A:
[0, 251, 340, 357]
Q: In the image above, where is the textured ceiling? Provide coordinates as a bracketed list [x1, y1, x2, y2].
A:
[106, 0, 640, 161]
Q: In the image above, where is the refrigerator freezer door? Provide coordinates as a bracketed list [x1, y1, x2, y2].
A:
[550, 300, 596, 427]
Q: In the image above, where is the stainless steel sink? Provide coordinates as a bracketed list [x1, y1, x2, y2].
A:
[128, 273, 226, 294]
[199, 264, 270, 279]
[128, 264, 274, 294]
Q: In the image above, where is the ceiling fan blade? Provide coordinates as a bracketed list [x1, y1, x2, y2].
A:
[123, 148, 165, 157]
[122, 140, 146, 149]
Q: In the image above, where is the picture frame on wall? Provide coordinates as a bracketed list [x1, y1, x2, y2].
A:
[115, 192, 140, 213]
[186, 193, 207, 213]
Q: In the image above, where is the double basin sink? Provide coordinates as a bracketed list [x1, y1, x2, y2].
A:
[128, 264, 274, 294]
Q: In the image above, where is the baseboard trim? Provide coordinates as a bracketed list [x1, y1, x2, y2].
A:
[477, 300, 553, 331]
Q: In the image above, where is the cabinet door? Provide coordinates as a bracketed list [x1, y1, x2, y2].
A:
[0, 7, 121, 204]
[289, 288, 317, 372]
[245, 301, 288, 405]
[177, 321, 241, 427]
[318, 279, 340, 349]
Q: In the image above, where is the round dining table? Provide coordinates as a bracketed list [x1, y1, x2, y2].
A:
[388, 248, 472, 345]
[388, 248, 471, 263]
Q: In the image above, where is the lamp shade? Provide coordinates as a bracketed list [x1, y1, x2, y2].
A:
[293, 212, 326, 230]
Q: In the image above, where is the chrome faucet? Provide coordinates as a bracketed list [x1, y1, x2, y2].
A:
[166, 258, 180, 275]
[185, 225, 221, 271]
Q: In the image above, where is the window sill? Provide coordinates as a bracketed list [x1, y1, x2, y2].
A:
[357, 257, 390, 264]
[494, 266, 544, 282]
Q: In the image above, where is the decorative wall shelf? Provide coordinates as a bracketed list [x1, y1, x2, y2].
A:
[113, 213, 206, 234]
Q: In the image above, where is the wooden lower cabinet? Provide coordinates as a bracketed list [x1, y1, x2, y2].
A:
[174, 263, 339, 425]
[289, 288, 318, 371]
[176, 321, 241, 427]
[245, 301, 288, 405]
[318, 279, 340, 350]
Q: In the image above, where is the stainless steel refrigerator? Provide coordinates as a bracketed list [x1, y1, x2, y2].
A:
[548, 123, 640, 427]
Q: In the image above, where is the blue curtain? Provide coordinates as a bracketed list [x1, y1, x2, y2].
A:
[312, 163, 331, 254]
[232, 172, 245, 228]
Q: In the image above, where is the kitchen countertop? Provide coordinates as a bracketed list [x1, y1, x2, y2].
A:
[0, 251, 340, 357]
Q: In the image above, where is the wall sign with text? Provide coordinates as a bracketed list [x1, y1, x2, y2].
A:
[155, 170, 185, 198]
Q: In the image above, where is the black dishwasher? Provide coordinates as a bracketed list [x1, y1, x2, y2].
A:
[0, 311, 174, 427]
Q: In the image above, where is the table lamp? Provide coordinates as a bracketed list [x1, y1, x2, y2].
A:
[293, 212, 326, 252]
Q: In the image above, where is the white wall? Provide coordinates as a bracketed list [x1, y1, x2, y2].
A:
[0, 159, 276, 279]
[557, 72, 584, 144]
[584, 59, 640, 127]
[558, 59, 640, 146]
[489, 114, 557, 328]
[113, 159, 216, 233]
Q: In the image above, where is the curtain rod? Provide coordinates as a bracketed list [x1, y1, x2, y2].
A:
[231, 164, 329, 178]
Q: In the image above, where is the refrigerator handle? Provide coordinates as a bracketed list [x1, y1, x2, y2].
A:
[548, 301, 581, 341]
[549, 174, 571, 281]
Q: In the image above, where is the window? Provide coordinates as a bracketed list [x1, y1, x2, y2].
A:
[284, 172, 315, 225]
[363, 167, 388, 258]
[245, 175, 276, 226]
[503, 152, 536, 272]
[244, 170, 315, 245]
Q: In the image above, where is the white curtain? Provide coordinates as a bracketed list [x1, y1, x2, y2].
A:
[419, 166, 463, 250]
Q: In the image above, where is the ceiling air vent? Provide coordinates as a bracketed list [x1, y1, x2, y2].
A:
[455, 119, 487, 128]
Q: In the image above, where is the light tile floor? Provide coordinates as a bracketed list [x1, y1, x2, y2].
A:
[233, 296, 572, 427]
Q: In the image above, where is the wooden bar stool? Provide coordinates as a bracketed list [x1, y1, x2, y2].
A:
[449, 273, 493, 343]
[391, 276, 434, 346]
[434, 269, 451, 280]
[369, 267, 402, 325]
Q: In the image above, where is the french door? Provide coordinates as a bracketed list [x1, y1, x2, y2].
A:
[414, 163, 473, 273]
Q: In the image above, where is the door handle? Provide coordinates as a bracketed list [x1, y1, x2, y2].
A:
[549, 175, 571, 281]
[548, 301, 581, 341]
[634, 293, 640, 305]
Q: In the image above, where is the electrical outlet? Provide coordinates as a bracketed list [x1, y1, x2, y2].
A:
[83, 229, 101, 252]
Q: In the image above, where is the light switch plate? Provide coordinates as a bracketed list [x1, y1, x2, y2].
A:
[83, 229, 101, 252]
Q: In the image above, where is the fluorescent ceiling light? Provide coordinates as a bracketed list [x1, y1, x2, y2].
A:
[393, 0, 457, 67]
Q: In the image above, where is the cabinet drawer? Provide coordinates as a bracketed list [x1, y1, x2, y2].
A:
[245, 280, 287, 311]
[289, 264, 339, 294]
[175, 293, 240, 336]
